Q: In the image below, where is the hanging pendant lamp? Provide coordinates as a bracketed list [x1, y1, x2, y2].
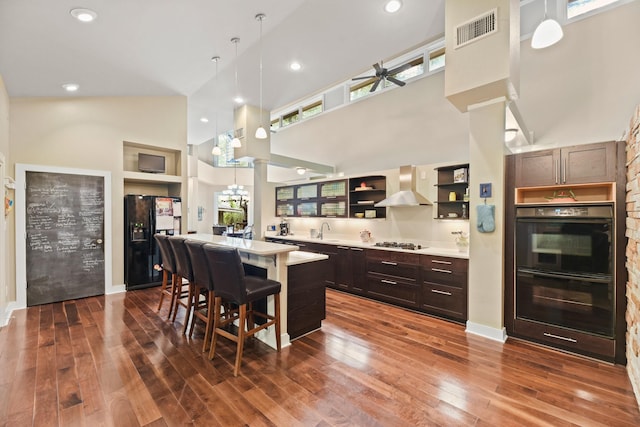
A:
[255, 13, 268, 140]
[211, 56, 222, 156]
[231, 37, 242, 148]
[531, 0, 564, 49]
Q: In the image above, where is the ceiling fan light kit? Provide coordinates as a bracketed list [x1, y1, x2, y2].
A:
[352, 60, 411, 92]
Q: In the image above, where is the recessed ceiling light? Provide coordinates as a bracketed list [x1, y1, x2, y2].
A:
[290, 61, 302, 71]
[70, 8, 98, 23]
[234, 96, 244, 104]
[200, 117, 209, 123]
[62, 83, 79, 92]
[384, 0, 402, 13]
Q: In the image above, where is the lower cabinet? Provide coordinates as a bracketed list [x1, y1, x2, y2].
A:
[366, 250, 420, 309]
[420, 255, 468, 322]
[287, 257, 328, 340]
[512, 318, 615, 360]
[266, 237, 469, 324]
[336, 245, 367, 295]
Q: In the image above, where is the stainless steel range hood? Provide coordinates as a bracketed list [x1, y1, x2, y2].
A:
[375, 165, 432, 207]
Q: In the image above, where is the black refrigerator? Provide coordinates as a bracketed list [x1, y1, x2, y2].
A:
[124, 195, 182, 290]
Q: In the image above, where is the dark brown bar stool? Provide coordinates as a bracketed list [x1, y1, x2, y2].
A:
[154, 234, 188, 319]
[203, 244, 281, 377]
[185, 240, 216, 352]
[168, 236, 195, 334]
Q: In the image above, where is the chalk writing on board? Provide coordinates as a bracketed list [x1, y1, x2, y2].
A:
[25, 171, 105, 306]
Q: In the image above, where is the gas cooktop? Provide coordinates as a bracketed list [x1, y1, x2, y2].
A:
[373, 241, 422, 250]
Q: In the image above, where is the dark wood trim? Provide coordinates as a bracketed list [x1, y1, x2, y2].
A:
[615, 139, 628, 364]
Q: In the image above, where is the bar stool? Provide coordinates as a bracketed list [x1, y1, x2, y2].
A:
[185, 240, 216, 352]
[203, 244, 281, 377]
[168, 236, 195, 334]
[154, 234, 188, 319]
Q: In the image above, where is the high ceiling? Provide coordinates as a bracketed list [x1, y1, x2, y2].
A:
[0, 0, 455, 145]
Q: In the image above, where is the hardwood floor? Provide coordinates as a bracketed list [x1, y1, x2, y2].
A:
[1, 288, 639, 426]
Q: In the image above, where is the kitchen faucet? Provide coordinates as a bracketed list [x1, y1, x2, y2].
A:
[242, 224, 254, 241]
[318, 221, 330, 240]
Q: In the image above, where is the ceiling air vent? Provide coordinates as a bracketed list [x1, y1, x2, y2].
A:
[455, 8, 497, 49]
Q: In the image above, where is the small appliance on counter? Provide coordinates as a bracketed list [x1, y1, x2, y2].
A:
[278, 218, 290, 236]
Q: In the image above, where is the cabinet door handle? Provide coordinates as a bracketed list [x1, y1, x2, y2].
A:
[381, 261, 397, 266]
[381, 279, 397, 285]
[326, 196, 337, 199]
[555, 159, 559, 184]
[543, 332, 577, 343]
[431, 260, 452, 265]
[297, 243, 306, 247]
[431, 289, 452, 296]
[563, 157, 567, 184]
[431, 268, 452, 274]
[350, 247, 364, 251]
[337, 246, 349, 249]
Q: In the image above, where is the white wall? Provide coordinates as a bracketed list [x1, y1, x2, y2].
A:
[0, 76, 11, 325]
[8, 96, 187, 301]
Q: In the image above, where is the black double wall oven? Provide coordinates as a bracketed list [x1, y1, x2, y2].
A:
[515, 204, 614, 342]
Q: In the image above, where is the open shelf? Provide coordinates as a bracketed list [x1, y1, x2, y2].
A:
[515, 182, 615, 205]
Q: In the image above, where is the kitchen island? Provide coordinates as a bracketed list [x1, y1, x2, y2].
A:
[182, 234, 328, 347]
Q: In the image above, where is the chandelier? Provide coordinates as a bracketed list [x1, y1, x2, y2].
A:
[223, 161, 250, 198]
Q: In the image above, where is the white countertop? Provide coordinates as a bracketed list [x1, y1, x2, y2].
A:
[286, 251, 329, 266]
[268, 235, 469, 259]
[183, 233, 299, 256]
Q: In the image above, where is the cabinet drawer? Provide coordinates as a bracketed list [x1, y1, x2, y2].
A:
[367, 262, 418, 282]
[421, 255, 467, 287]
[367, 273, 419, 308]
[368, 250, 419, 264]
[421, 282, 466, 321]
[513, 318, 615, 360]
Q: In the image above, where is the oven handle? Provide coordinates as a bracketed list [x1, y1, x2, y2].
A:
[517, 268, 612, 284]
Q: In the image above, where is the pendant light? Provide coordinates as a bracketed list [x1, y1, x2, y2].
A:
[211, 56, 222, 156]
[231, 37, 242, 148]
[531, 0, 564, 49]
[255, 13, 268, 140]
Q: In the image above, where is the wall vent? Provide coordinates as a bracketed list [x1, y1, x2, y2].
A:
[455, 8, 497, 49]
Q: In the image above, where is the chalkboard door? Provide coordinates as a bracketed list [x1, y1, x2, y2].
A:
[25, 171, 105, 306]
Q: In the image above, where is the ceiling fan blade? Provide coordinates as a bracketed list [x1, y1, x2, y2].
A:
[370, 78, 381, 92]
[372, 63, 383, 74]
[352, 75, 376, 81]
[387, 62, 413, 76]
[386, 76, 406, 87]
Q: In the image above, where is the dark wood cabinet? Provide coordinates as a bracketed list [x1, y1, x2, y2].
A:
[505, 140, 627, 363]
[420, 255, 468, 322]
[275, 175, 385, 219]
[335, 245, 367, 295]
[348, 175, 386, 219]
[275, 179, 348, 218]
[287, 257, 328, 340]
[514, 141, 617, 188]
[366, 250, 420, 309]
[434, 164, 469, 220]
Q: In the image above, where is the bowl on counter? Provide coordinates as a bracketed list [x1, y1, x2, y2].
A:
[355, 213, 365, 218]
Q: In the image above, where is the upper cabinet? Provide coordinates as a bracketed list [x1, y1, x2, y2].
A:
[514, 141, 617, 188]
[275, 179, 348, 218]
[348, 175, 386, 219]
[275, 175, 386, 219]
[434, 164, 469, 220]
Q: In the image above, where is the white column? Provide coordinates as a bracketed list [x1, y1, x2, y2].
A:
[466, 97, 508, 342]
[253, 159, 268, 239]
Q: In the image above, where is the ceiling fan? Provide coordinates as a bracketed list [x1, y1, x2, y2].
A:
[352, 60, 413, 92]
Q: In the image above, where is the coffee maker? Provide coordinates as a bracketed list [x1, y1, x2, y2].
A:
[278, 218, 290, 236]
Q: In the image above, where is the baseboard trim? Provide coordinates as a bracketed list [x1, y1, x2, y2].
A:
[466, 321, 508, 343]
